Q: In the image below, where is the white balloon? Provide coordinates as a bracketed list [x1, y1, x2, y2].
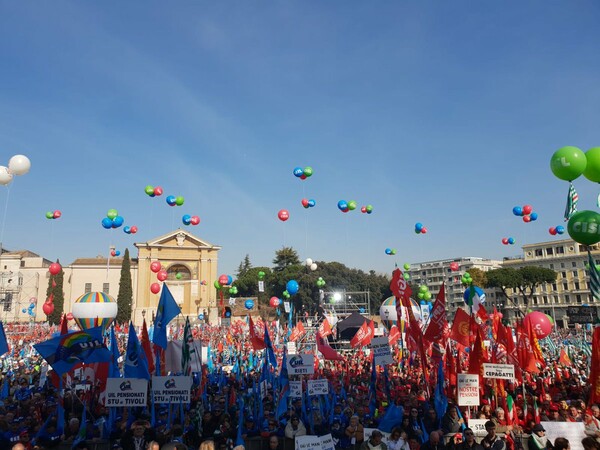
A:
[0, 166, 13, 186]
[310, 263, 318, 271]
[305, 258, 313, 266]
[8, 155, 31, 176]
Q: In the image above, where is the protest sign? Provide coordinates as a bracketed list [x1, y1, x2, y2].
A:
[457, 374, 479, 406]
[482, 363, 515, 380]
[370, 336, 393, 366]
[542, 422, 585, 450]
[295, 435, 321, 450]
[290, 380, 302, 398]
[287, 354, 315, 375]
[307, 379, 328, 396]
[152, 376, 192, 403]
[468, 419, 488, 437]
[106, 378, 148, 407]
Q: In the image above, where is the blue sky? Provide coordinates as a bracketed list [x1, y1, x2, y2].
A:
[1, 1, 600, 277]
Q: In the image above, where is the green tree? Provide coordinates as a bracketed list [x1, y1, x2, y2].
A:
[116, 248, 133, 324]
[46, 260, 64, 325]
[486, 266, 557, 311]
[272, 247, 300, 272]
[237, 254, 253, 278]
[467, 267, 487, 288]
[235, 266, 272, 299]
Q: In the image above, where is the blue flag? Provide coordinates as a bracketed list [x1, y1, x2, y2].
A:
[0, 321, 9, 356]
[264, 323, 277, 368]
[433, 360, 448, 429]
[378, 402, 404, 433]
[109, 325, 121, 378]
[276, 352, 289, 420]
[152, 284, 181, 350]
[124, 322, 150, 380]
[236, 399, 245, 447]
[72, 404, 87, 448]
[33, 326, 111, 375]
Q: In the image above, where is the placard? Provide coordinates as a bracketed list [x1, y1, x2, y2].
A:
[290, 380, 302, 398]
[468, 419, 488, 436]
[307, 379, 328, 396]
[482, 363, 515, 380]
[364, 429, 391, 444]
[287, 354, 315, 375]
[258, 281, 265, 293]
[295, 435, 321, 450]
[106, 378, 148, 407]
[284, 302, 291, 313]
[287, 341, 297, 355]
[370, 337, 393, 366]
[152, 376, 192, 403]
[457, 374, 479, 406]
[320, 434, 335, 450]
[542, 422, 584, 450]
[421, 305, 430, 323]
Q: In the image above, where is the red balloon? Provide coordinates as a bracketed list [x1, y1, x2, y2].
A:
[154, 186, 163, 196]
[549, 227, 557, 235]
[524, 311, 552, 339]
[522, 205, 533, 215]
[361, 206, 367, 213]
[301, 198, 309, 208]
[110, 250, 116, 257]
[190, 216, 200, 225]
[48, 263, 61, 275]
[150, 261, 161, 273]
[502, 238, 509, 245]
[157, 270, 168, 282]
[420, 227, 428, 234]
[66, 312, 74, 321]
[300, 174, 307, 180]
[523, 215, 532, 223]
[278, 209, 289, 222]
[269, 296, 280, 307]
[42, 302, 54, 315]
[53, 210, 62, 219]
[218, 274, 229, 286]
[130, 225, 138, 234]
[150, 283, 161, 294]
[449, 262, 459, 271]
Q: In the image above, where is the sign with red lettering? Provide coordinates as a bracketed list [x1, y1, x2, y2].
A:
[457, 373, 480, 406]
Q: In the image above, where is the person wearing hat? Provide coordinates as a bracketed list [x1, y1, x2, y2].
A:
[528, 424, 552, 450]
[284, 416, 306, 439]
[583, 409, 600, 443]
[548, 405, 565, 422]
[455, 428, 483, 450]
[360, 430, 388, 450]
[481, 421, 505, 450]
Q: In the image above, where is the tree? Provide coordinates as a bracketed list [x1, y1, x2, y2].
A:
[237, 254, 253, 278]
[235, 266, 272, 299]
[272, 247, 300, 272]
[486, 266, 557, 311]
[467, 267, 487, 288]
[46, 260, 65, 325]
[116, 248, 133, 324]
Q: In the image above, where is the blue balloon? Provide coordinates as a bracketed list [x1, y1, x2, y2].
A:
[182, 214, 192, 225]
[385, 248, 392, 255]
[115, 250, 121, 256]
[512, 206, 522, 216]
[428, 303, 433, 311]
[293, 167, 304, 177]
[463, 286, 486, 304]
[225, 310, 231, 317]
[415, 222, 423, 231]
[419, 300, 425, 305]
[123, 226, 131, 234]
[337, 200, 348, 211]
[508, 237, 515, 245]
[308, 199, 316, 207]
[245, 299, 255, 310]
[556, 225, 565, 234]
[112, 216, 124, 228]
[530, 212, 538, 221]
[29, 303, 35, 308]
[101, 217, 113, 229]
[359, 307, 365, 313]
[227, 275, 233, 285]
[29, 311, 35, 316]
[166, 195, 177, 206]
[198, 314, 205, 320]
[286, 280, 299, 295]
[21, 308, 26, 313]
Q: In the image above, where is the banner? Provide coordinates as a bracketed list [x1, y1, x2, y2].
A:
[457, 373, 480, 406]
[295, 434, 336, 450]
[468, 419, 488, 437]
[258, 281, 265, 293]
[307, 379, 329, 396]
[105, 378, 148, 407]
[542, 422, 585, 450]
[287, 342, 297, 355]
[370, 337, 393, 366]
[287, 354, 315, 375]
[482, 363, 515, 380]
[290, 380, 302, 398]
[151, 376, 192, 403]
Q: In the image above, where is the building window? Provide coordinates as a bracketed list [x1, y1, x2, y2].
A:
[552, 283, 557, 291]
[18, 276, 23, 286]
[20, 261, 25, 268]
[535, 249, 543, 256]
[563, 282, 568, 290]
[565, 295, 570, 303]
[544, 297, 549, 304]
[572, 261, 577, 267]
[1, 293, 12, 311]
[546, 247, 554, 255]
[576, 294, 582, 303]
[549, 264, 554, 269]
[84, 283, 92, 294]
[573, 270, 579, 278]
[575, 282, 580, 290]
[562, 271, 567, 278]
[103, 283, 110, 294]
[557, 247, 565, 254]
[561, 263, 565, 268]
[533, 298, 538, 305]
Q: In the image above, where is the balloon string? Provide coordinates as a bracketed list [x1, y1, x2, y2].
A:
[0, 185, 11, 250]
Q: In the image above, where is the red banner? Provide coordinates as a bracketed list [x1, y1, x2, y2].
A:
[350, 321, 374, 348]
[424, 283, 448, 345]
[289, 321, 305, 342]
[388, 325, 400, 346]
[248, 315, 266, 350]
[318, 318, 333, 338]
[590, 327, 600, 405]
[449, 308, 472, 347]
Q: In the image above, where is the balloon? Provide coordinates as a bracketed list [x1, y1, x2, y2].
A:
[450, 262, 459, 271]
[176, 273, 182, 280]
[42, 302, 54, 315]
[546, 314, 555, 325]
[218, 274, 229, 286]
[245, 299, 255, 310]
[549, 227, 557, 235]
[303, 166, 313, 177]
[415, 222, 423, 232]
[182, 214, 192, 225]
[293, 167, 304, 177]
[166, 195, 177, 206]
[198, 314, 205, 320]
[308, 199, 316, 207]
[305, 258, 313, 266]
[153, 186, 163, 196]
[269, 297, 280, 307]
[420, 227, 428, 234]
[157, 270, 168, 281]
[214, 280, 222, 289]
[130, 226, 138, 234]
[424, 292, 432, 301]
[390, 249, 397, 255]
[66, 312, 74, 321]
[502, 238, 509, 245]
[418, 292, 424, 300]
[403, 263, 410, 271]
[556, 225, 565, 235]
[227, 275, 233, 285]
[124, 226, 131, 234]
[523, 215, 531, 223]
[45, 211, 54, 219]
[110, 250, 116, 257]
[524, 311, 552, 339]
[175, 196, 185, 206]
[463, 286, 486, 304]
[112, 216, 124, 228]
[49, 263, 61, 275]
[72, 294, 118, 332]
[301, 198, 309, 208]
[101, 218, 113, 229]
[190, 216, 200, 225]
[30, 297, 37, 304]
[107, 209, 118, 220]
[508, 237, 515, 245]
[530, 212, 538, 221]
[53, 210, 61, 219]
[258, 271, 265, 279]
[278, 209, 289, 221]
[567, 210, 600, 245]
[286, 280, 299, 295]
[348, 201, 357, 211]
[419, 285, 428, 294]
[403, 273, 410, 280]
[21, 308, 26, 313]
[522, 205, 533, 215]
[366, 205, 373, 214]
[310, 263, 318, 271]
[584, 147, 600, 182]
[550, 146, 587, 181]
[337, 200, 348, 211]
[385, 248, 392, 255]
[145, 185, 155, 196]
[361, 207, 367, 213]
[8, 155, 31, 175]
[300, 174, 307, 180]
[0, 166, 13, 186]
[150, 261, 162, 273]
[150, 283, 161, 294]
[512, 206, 522, 216]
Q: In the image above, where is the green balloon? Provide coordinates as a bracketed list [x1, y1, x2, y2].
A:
[366, 205, 373, 213]
[403, 273, 410, 281]
[144, 185, 154, 195]
[107, 209, 118, 220]
[175, 196, 185, 206]
[584, 147, 600, 182]
[214, 280, 222, 289]
[403, 263, 410, 271]
[390, 249, 397, 255]
[546, 314, 554, 325]
[461, 277, 467, 284]
[464, 272, 471, 279]
[424, 292, 432, 301]
[45, 211, 54, 219]
[303, 166, 313, 177]
[568, 210, 600, 245]
[176, 272, 182, 279]
[550, 146, 587, 181]
[418, 292, 424, 300]
[348, 201, 357, 211]
[419, 285, 428, 293]
[258, 271, 265, 279]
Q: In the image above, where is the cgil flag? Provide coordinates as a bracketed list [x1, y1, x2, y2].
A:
[152, 284, 181, 350]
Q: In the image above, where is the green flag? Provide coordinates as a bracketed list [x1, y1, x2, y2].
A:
[588, 250, 600, 302]
[565, 182, 578, 221]
[181, 317, 194, 376]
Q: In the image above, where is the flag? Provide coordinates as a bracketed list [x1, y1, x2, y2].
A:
[71, 404, 87, 449]
[289, 321, 305, 342]
[449, 308, 472, 347]
[316, 334, 344, 361]
[378, 403, 404, 433]
[388, 325, 400, 346]
[236, 399, 245, 447]
[433, 360, 448, 428]
[424, 283, 448, 345]
[276, 352, 290, 420]
[391, 268, 413, 310]
[533, 398, 541, 424]
[588, 250, 600, 301]
[124, 322, 150, 380]
[559, 348, 572, 367]
[468, 328, 485, 378]
[152, 284, 181, 350]
[350, 321, 374, 348]
[181, 317, 195, 376]
[506, 395, 515, 425]
[140, 319, 155, 375]
[264, 323, 277, 367]
[516, 320, 539, 374]
[589, 326, 600, 405]
[108, 325, 121, 378]
[465, 285, 476, 309]
[33, 326, 112, 375]
[248, 316, 266, 350]
[565, 182, 578, 221]
[60, 314, 68, 336]
[369, 356, 377, 416]
[0, 321, 9, 356]
[318, 318, 333, 338]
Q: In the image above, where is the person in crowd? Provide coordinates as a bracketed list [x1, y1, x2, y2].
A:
[387, 428, 410, 450]
[268, 434, 281, 450]
[420, 431, 443, 450]
[528, 424, 552, 450]
[547, 405, 565, 422]
[441, 406, 463, 436]
[423, 409, 440, 436]
[582, 437, 600, 450]
[554, 438, 570, 450]
[584, 409, 600, 442]
[491, 408, 513, 434]
[360, 430, 388, 450]
[481, 421, 505, 450]
[345, 415, 364, 450]
[284, 416, 306, 440]
[456, 428, 483, 450]
[567, 405, 582, 422]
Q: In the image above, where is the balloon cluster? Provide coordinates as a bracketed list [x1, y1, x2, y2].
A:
[214, 274, 233, 290]
[149, 261, 166, 294]
[414, 222, 428, 234]
[316, 277, 326, 288]
[0, 155, 31, 186]
[166, 195, 185, 206]
[293, 166, 313, 180]
[110, 249, 121, 257]
[43, 263, 62, 316]
[360, 205, 373, 214]
[384, 248, 397, 255]
[402, 263, 411, 280]
[101, 209, 125, 229]
[305, 258, 318, 271]
[512, 205, 538, 223]
[450, 262, 459, 272]
[182, 215, 200, 226]
[23, 298, 36, 317]
[258, 271, 265, 280]
[337, 200, 358, 213]
[228, 286, 238, 295]
[123, 225, 138, 234]
[417, 285, 432, 301]
[278, 209, 289, 222]
[550, 146, 600, 182]
[461, 272, 473, 285]
[301, 198, 316, 209]
[144, 185, 164, 197]
[549, 226, 565, 236]
[45, 210, 61, 220]
[269, 296, 281, 307]
[501, 237, 516, 245]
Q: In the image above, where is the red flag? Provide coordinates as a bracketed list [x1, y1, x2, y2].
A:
[391, 268, 413, 311]
[468, 327, 486, 379]
[289, 321, 305, 342]
[590, 326, 600, 405]
[449, 308, 472, 348]
[140, 318, 155, 375]
[526, 318, 545, 368]
[558, 348, 572, 367]
[491, 307, 501, 340]
[424, 283, 448, 345]
[476, 304, 489, 322]
[350, 321, 374, 348]
[388, 325, 400, 346]
[316, 334, 345, 361]
[248, 316, 266, 350]
[318, 318, 333, 338]
[516, 320, 539, 374]
[59, 314, 68, 336]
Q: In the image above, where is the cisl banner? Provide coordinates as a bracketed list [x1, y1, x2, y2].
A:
[152, 376, 193, 403]
[106, 378, 148, 407]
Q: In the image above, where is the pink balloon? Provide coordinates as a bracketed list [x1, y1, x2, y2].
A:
[157, 270, 168, 282]
[549, 227, 557, 236]
[154, 186, 163, 196]
[49, 263, 61, 276]
[218, 274, 229, 286]
[278, 209, 289, 222]
[420, 227, 427, 234]
[110, 250, 116, 257]
[449, 262, 459, 272]
[525, 311, 552, 339]
[66, 312, 74, 321]
[361, 206, 367, 213]
[190, 216, 200, 225]
[269, 296, 280, 307]
[522, 205, 533, 215]
[130, 226, 138, 234]
[301, 198, 309, 208]
[502, 238, 509, 245]
[150, 261, 161, 273]
[53, 210, 62, 219]
[150, 283, 161, 294]
[523, 215, 531, 223]
[42, 302, 54, 315]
